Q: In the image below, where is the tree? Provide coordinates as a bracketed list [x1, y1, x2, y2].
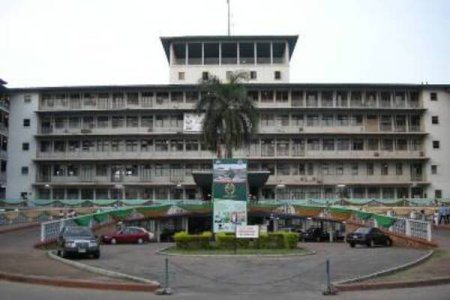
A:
[196, 72, 258, 159]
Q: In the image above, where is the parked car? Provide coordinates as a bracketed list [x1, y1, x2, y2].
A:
[346, 227, 392, 248]
[102, 226, 154, 244]
[57, 226, 100, 259]
[303, 227, 330, 242]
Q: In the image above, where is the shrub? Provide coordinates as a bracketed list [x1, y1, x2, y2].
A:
[174, 231, 211, 249]
[216, 233, 236, 249]
[281, 232, 300, 249]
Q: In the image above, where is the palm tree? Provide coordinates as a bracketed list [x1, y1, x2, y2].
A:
[196, 71, 258, 159]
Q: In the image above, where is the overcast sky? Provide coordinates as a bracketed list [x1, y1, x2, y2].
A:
[0, 0, 449, 87]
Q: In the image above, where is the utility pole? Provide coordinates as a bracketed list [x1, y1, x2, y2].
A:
[227, 0, 231, 36]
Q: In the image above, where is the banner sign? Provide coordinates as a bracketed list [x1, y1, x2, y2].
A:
[183, 113, 205, 132]
[213, 159, 247, 201]
[213, 159, 248, 232]
[213, 199, 247, 232]
[236, 225, 259, 239]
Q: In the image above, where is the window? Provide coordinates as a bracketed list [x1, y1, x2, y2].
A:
[126, 116, 138, 128]
[430, 92, 437, 101]
[22, 143, 29, 151]
[432, 116, 439, 124]
[24, 94, 31, 103]
[352, 164, 359, 175]
[21, 166, 29, 175]
[435, 190, 442, 199]
[396, 163, 403, 175]
[125, 140, 138, 152]
[433, 140, 440, 149]
[367, 163, 374, 175]
[96, 165, 108, 177]
[69, 117, 80, 128]
[178, 72, 185, 80]
[431, 165, 438, 174]
[381, 163, 389, 175]
[274, 71, 281, 80]
[250, 71, 257, 80]
[352, 139, 364, 151]
[23, 119, 30, 127]
[202, 72, 209, 81]
[97, 116, 109, 128]
[323, 139, 335, 151]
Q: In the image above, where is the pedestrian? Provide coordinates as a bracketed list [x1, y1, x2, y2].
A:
[438, 204, 447, 224]
[445, 204, 450, 224]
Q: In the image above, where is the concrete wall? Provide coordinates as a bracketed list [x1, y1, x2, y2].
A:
[423, 88, 450, 198]
[169, 64, 290, 84]
[6, 92, 38, 200]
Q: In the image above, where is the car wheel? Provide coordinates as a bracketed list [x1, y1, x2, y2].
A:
[61, 250, 68, 258]
[385, 239, 392, 247]
[315, 236, 321, 242]
[57, 250, 61, 257]
[111, 238, 117, 245]
[369, 239, 375, 247]
[350, 243, 355, 248]
[93, 252, 100, 259]
[137, 238, 144, 244]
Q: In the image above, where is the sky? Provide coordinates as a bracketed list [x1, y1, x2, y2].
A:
[0, 0, 449, 88]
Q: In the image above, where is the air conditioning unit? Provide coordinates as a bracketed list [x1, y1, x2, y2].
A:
[374, 152, 380, 157]
[64, 129, 69, 133]
[81, 129, 92, 134]
[311, 177, 316, 181]
[299, 127, 303, 132]
[420, 151, 425, 157]
[317, 180, 323, 184]
[300, 177, 305, 181]
[148, 127, 153, 132]
[156, 98, 163, 104]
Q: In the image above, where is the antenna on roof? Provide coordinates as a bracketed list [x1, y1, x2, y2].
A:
[227, 0, 231, 36]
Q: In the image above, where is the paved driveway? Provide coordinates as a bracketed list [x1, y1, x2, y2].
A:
[84, 241, 428, 295]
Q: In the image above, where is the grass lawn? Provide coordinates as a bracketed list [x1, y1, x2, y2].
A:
[162, 247, 312, 256]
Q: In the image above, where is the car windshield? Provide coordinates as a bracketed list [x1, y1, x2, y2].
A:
[354, 227, 371, 234]
[65, 227, 93, 237]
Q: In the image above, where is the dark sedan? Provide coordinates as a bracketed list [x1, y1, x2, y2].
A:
[346, 227, 392, 248]
[57, 226, 100, 258]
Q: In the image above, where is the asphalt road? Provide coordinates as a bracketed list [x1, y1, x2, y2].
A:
[1, 280, 450, 300]
[83, 241, 428, 295]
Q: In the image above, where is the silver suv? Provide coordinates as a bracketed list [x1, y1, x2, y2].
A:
[57, 226, 100, 259]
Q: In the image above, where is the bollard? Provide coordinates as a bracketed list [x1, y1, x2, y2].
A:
[322, 258, 337, 295]
[165, 257, 169, 289]
[156, 257, 173, 295]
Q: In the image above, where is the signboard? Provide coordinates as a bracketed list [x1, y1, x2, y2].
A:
[213, 199, 247, 232]
[213, 159, 248, 233]
[236, 225, 259, 239]
[213, 159, 248, 201]
[183, 113, 205, 132]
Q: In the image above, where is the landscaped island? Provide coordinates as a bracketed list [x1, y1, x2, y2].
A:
[163, 231, 309, 256]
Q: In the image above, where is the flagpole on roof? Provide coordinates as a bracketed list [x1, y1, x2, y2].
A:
[227, 0, 231, 36]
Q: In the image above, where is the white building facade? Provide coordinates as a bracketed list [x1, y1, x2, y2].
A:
[5, 35, 450, 203]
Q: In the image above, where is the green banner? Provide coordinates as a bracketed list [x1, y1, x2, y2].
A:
[212, 159, 248, 201]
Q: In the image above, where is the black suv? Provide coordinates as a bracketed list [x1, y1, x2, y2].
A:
[346, 227, 392, 248]
[57, 226, 100, 259]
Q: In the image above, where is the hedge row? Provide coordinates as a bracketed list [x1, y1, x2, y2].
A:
[174, 231, 300, 250]
[174, 231, 212, 249]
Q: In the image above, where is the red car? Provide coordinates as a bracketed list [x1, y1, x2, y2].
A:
[102, 226, 154, 244]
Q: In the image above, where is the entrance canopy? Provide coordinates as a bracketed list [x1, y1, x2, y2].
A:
[192, 170, 271, 190]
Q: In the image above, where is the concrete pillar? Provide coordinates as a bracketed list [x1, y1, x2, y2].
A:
[155, 220, 161, 243]
[182, 217, 189, 233]
[405, 219, 411, 237]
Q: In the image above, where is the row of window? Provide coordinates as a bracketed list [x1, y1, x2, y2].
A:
[36, 90, 434, 109]
[36, 137, 425, 154]
[32, 161, 423, 178]
[36, 186, 427, 201]
[36, 113, 424, 132]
